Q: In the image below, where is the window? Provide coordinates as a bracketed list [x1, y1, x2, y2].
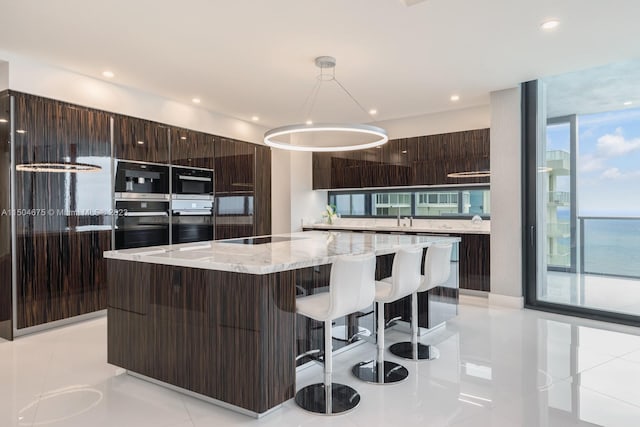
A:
[328, 187, 490, 218]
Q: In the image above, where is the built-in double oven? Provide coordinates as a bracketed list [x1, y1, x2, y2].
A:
[113, 161, 216, 248]
[171, 167, 214, 244]
[114, 161, 171, 249]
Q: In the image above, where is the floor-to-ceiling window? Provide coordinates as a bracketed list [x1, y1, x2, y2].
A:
[524, 61, 640, 324]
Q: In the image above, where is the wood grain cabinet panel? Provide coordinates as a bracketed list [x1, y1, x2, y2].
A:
[170, 128, 216, 169]
[254, 145, 272, 236]
[0, 92, 12, 339]
[113, 115, 170, 163]
[458, 233, 491, 291]
[313, 128, 490, 189]
[12, 93, 112, 329]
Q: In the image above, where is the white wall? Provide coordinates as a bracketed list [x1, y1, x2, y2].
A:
[271, 149, 292, 234]
[489, 87, 523, 307]
[0, 52, 266, 144]
[0, 61, 8, 90]
[375, 105, 491, 139]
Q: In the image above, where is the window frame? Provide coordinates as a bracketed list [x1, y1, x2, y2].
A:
[328, 185, 490, 220]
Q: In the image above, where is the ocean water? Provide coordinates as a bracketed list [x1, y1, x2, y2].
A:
[582, 218, 640, 278]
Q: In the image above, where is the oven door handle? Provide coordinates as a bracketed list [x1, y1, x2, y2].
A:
[123, 211, 169, 217]
[172, 210, 213, 216]
[177, 175, 212, 182]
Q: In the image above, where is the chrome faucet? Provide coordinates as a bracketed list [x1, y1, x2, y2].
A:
[397, 210, 401, 226]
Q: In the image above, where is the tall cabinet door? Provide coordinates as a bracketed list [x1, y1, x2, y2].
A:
[0, 93, 12, 339]
[254, 145, 271, 236]
[214, 138, 255, 239]
[13, 94, 112, 330]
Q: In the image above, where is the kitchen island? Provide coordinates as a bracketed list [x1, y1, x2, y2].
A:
[103, 230, 460, 417]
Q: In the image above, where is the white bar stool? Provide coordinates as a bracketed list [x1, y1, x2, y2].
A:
[352, 246, 423, 384]
[295, 253, 376, 415]
[389, 243, 453, 360]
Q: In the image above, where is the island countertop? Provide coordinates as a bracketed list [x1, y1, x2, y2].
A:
[103, 230, 460, 275]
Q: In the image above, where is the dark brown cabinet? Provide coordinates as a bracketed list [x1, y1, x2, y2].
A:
[0, 92, 12, 339]
[12, 93, 113, 329]
[4, 91, 272, 334]
[214, 138, 254, 239]
[113, 115, 170, 163]
[312, 128, 490, 189]
[458, 233, 491, 292]
[170, 128, 216, 169]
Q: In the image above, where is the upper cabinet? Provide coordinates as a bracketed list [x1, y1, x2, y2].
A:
[312, 128, 490, 189]
[170, 128, 216, 169]
[214, 137, 255, 195]
[113, 116, 170, 163]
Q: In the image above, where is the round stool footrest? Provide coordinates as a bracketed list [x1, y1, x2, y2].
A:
[351, 360, 409, 384]
[294, 383, 360, 415]
[389, 342, 440, 361]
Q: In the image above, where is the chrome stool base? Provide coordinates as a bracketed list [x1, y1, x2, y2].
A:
[389, 342, 440, 361]
[351, 360, 409, 384]
[294, 383, 360, 415]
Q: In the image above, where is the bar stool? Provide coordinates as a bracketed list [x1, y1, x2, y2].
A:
[295, 253, 376, 415]
[389, 243, 453, 360]
[352, 246, 423, 384]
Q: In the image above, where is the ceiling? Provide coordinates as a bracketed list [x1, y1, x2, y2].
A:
[1, 0, 639, 127]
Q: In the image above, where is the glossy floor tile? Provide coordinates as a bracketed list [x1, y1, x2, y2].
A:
[2, 302, 640, 426]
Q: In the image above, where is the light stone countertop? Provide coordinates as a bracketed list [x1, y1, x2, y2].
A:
[303, 220, 490, 235]
[103, 230, 460, 275]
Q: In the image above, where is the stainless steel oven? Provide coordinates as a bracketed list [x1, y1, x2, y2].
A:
[172, 167, 214, 198]
[114, 200, 170, 249]
[114, 160, 170, 200]
[171, 199, 214, 244]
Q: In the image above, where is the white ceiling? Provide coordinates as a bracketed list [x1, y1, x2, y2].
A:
[1, 0, 639, 127]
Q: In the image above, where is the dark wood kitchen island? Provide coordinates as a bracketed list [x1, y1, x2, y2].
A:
[103, 231, 460, 417]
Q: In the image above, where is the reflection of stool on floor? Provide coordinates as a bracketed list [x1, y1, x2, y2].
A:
[352, 247, 423, 384]
[295, 253, 376, 415]
[390, 243, 453, 361]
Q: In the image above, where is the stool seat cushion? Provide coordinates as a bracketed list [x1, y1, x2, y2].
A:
[374, 278, 395, 303]
[296, 292, 332, 322]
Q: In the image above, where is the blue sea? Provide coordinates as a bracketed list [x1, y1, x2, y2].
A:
[553, 210, 640, 278]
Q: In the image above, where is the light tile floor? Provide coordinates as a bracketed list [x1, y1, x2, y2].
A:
[2, 302, 640, 427]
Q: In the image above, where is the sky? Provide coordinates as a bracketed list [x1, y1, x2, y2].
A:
[546, 107, 640, 217]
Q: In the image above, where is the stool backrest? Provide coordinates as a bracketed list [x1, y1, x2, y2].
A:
[419, 243, 453, 292]
[328, 253, 377, 319]
[389, 246, 423, 300]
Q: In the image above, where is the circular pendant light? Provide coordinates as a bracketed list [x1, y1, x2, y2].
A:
[264, 123, 388, 152]
[264, 56, 388, 152]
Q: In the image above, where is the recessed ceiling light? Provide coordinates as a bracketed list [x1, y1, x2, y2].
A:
[102, 70, 115, 78]
[251, 116, 260, 121]
[369, 109, 377, 115]
[16, 129, 26, 134]
[180, 136, 187, 140]
[137, 140, 145, 145]
[540, 19, 560, 31]
[0, 118, 7, 123]
[402, 150, 407, 154]
[192, 98, 201, 104]
[450, 95, 460, 102]
[306, 120, 313, 125]
[624, 101, 633, 106]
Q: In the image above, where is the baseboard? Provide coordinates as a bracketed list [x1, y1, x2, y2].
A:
[488, 293, 524, 309]
[459, 294, 488, 307]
